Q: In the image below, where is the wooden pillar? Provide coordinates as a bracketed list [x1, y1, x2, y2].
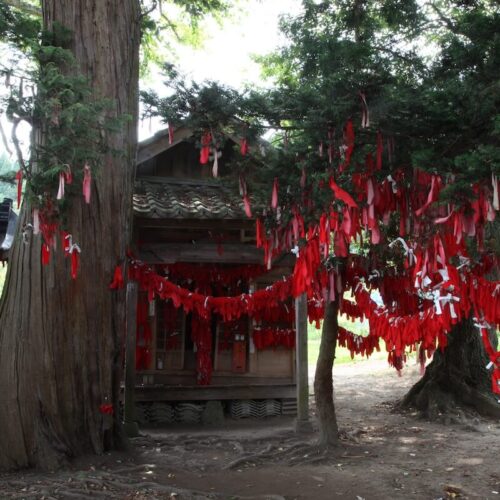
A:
[295, 293, 313, 432]
[123, 281, 140, 437]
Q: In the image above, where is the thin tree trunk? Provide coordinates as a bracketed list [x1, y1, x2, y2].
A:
[314, 299, 340, 447]
[0, 0, 140, 470]
[401, 318, 500, 420]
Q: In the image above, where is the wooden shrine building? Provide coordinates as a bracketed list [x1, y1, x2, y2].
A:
[130, 127, 302, 424]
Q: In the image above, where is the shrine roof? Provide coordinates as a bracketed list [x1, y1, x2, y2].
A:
[133, 176, 250, 220]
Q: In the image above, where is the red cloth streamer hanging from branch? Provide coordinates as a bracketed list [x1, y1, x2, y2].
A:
[340, 120, 355, 171]
[476, 323, 500, 394]
[243, 194, 252, 218]
[15, 169, 22, 208]
[70, 244, 80, 280]
[252, 327, 295, 350]
[376, 130, 383, 171]
[239, 174, 252, 217]
[328, 127, 334, 165]
[271, 177, 279, 209]
[99, 404, 113, 415]
[62, 233, 81, 279]
[41, 243, 50, 266]
[240, 137, 249, 156]
[168, 122, 174, 144]
[127, 245, 500, 373]
[200, 132, 211, 165]
[329, 177, 358, 208]
[415, 173, 441, 217]
[83, 163, 92, 204]
[256, 217, 265, 248]
[109, 265, 125, 289]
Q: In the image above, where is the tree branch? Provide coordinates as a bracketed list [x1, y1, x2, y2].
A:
[160, 13, 181, 41]
[140, 0, 158, 20]
[373, 45, 419, 66]
[10, 118, 26, 172]
[429, 3, 458, 34]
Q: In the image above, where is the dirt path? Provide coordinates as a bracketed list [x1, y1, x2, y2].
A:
[1, 360, 499, 499]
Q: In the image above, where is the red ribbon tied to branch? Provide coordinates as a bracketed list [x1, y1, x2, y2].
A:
[200, 132, 211, 165]
[64, 233, 81, 279]
[271, 178, 279, 209]
[168, 122, 174, 145]
[329, 177, 358, 208]
[15, 169, 22, 208]
[109, 264, 125, 290]
[240, 137, 249, 156]
[99, 403, 114, 415]
[83, 163, 92, 204]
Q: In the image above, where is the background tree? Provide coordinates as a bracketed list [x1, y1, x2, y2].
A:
[0, 0, 141, 470]
[0, 0, 229, 470]
[143, 0, 499, 446]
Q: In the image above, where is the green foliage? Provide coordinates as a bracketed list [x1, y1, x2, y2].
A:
[144, 0, 499, 232]
[139, 0, 232, 75]
[141, 65, 265, 148]
[0, 1, 40, 51]
[0, 6, 128, 225]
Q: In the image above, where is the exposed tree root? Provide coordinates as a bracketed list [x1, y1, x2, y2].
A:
[0, 469, 221, 499]
[221, 439, 344, 469]
[223, 443, 275, 470]
[400, 320, 500, 422]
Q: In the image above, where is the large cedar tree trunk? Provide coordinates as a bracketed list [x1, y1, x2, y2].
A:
[402, 318, 500, 420]
[313, 299, 340, 446]
[0, 0, 140, 470]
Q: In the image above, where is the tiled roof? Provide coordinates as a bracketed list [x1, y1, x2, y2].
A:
[133, 177, 249, 220]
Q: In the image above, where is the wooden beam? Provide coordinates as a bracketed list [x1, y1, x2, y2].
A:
[123, 282, 139, 437]
[134, 216, 255, 231]
[295, 293, 313, 433]
[132, 383, 296, 402]
[139, 242, 265, 264]
[137, 128, 192, 165]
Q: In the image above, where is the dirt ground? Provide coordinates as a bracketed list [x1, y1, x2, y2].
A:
[1, 359, 499, 500]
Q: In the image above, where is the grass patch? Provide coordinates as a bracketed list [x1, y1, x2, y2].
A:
[307, 315, 387, 366]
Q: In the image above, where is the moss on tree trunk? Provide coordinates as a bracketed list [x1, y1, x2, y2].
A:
[0, 0, 140, 470]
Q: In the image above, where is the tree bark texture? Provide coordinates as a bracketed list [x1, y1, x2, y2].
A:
[313, 299, 340, 446]
[0, 0, 140, 470]
[402, 318, 500, 420]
